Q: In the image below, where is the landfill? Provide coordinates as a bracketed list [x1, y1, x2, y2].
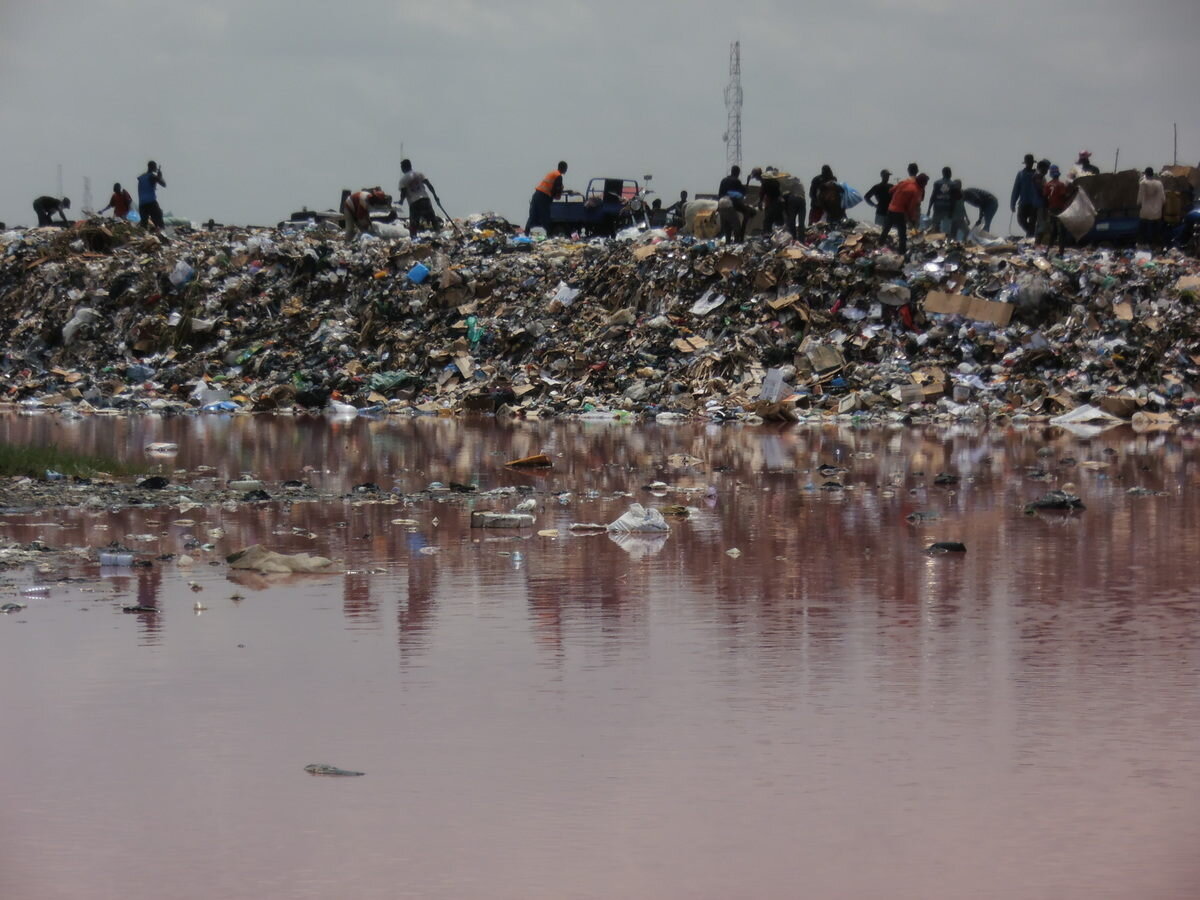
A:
[1, 215, 1199, 426]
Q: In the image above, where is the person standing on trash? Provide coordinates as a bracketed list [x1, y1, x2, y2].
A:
[525, 161, 567, 235]
[808, 165, 838, 224]
[398, 159, 439, 237]
[1010, 153, 1043, 238]
[752, 167, 785, 233]
[928, 167, 959, 235]
[1033, 159, 1052, 243]
[342, 187, 391, 241]
[1137, 167, 1166, 248]
[1043, 165, 1070, 254]
[99, 183, 133, 220]
[949, 177, 970, 240]
[864, 170, 893, 227]
[962, 187, 999, 232]
[137, 161, 167, 230]
[665, 190, 689, 227]
[31, 195, 71, 227]
[1068, 150, 1100, 182]
[880, 172, 927, 257]
[718, 165, 753, 241]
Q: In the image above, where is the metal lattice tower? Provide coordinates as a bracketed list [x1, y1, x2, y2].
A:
[723, 41, 743, 170]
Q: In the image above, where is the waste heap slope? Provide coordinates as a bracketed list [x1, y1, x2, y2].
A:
[1, 219, 1198, 421]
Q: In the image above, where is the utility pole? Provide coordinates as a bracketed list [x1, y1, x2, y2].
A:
[723, 41, 743, 171]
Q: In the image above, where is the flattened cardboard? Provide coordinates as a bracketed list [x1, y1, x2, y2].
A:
[671, 336, 709, 354]
[923, 290, 1014, 326]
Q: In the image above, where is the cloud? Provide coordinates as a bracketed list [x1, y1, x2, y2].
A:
[0, 0, 1195, 228]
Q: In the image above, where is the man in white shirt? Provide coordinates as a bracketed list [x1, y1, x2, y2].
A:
[1137, 167, 1165, 248]
[398, 159, 438, 237]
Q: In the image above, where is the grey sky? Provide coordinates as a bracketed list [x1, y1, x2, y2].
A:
[2, 0, 1196, 229]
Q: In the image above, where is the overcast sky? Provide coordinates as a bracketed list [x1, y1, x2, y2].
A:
[2, 0, 1196, 230]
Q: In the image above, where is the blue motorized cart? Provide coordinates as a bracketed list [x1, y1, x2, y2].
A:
[549, 178, 641, 237]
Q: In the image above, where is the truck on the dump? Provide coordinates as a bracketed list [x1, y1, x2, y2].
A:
[1072, 165, 1198, 245]
[549, 178, 645, 237]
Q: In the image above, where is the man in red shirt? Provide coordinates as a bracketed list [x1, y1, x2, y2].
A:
[99, 183, 133, 220]
[880, 172, 928, 256]
[1043, 165, 1069, 253]
[342, 187, 391, 241]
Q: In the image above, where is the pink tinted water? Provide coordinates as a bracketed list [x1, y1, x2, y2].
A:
[0, 413, 1198, 899]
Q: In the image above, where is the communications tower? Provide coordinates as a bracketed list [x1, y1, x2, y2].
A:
[723, 41, 743, 170]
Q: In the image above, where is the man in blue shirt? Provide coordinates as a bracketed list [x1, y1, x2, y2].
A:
[137, 161, 167, 230]
[928, 167, 959, 235]
[1010, 153, 1043, 238]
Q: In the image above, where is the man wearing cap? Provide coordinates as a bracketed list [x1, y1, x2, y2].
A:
[1068, 150, 1100, 182]
[1043, 165, 1070, 253]
[1033, 159, 1052, 243]
[880, 172, 928, 256]
[864, 170, 893, 227]
[31, 195, 71, 227]
[1010, 153, 1044, 238]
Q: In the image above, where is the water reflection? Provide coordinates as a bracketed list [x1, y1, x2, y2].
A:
[1, 414, 1198, 897]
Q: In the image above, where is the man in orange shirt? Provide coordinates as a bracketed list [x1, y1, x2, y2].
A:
[880, 172, 928, 256]
[525, 161, 567, 235]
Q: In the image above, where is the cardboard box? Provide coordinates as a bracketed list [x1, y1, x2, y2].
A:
[671, 336, 709, 354]
[923, 290, 1014, 326]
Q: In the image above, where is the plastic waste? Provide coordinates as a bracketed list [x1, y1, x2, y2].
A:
[690, 288, 726, 316]
[550, 281, 581, 307]
[470, 511, 535, 528]
[99, 551, 135, 566]
[190, 383, 231, 406]
[169, 260, 195, 287]
[62, 307, 99, 345]
[606, 503, 669, 534]
[407, 262, 430, 284]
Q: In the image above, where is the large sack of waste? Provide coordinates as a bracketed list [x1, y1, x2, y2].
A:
[226, 544, 334, 573]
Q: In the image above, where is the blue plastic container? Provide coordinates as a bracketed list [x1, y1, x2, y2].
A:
[407, 263, 430, 284]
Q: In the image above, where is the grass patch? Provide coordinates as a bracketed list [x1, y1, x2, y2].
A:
[0, 442, 147, 479]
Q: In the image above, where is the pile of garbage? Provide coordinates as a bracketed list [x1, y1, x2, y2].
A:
[1, 216, 1198, 423]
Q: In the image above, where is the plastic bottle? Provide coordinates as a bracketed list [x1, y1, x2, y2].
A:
[99, 552, 134, 567]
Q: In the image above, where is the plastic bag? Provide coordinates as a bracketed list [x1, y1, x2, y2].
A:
[606, 503, 670, 534]
[840, 183, 863, 209]
[169, 260, 194, 287]
[1058, 189, 1096, 240]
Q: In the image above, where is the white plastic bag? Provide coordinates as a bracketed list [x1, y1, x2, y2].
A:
[1058, 189, 1096, 240]
[606, 503, 670, 534]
